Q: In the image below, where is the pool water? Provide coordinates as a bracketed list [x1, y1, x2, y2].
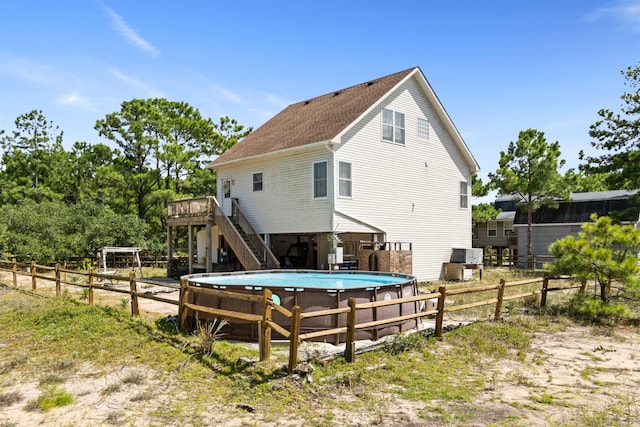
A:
[192, 271, 408, 290]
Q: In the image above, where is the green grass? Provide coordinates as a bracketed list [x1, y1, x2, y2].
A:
[0, 270, 637, 426]
[25, 387, 73, 412]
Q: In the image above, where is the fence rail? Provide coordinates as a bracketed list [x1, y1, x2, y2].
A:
[0, 258, 583, 374]
[0, 258, 180, 313]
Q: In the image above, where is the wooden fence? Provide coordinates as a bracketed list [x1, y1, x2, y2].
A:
[0, 258, 180, 315]
[0, 258, 583, 374]
[179, 274, 583, 372]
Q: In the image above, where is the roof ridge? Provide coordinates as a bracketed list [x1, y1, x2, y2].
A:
[293, 67, 417, 107]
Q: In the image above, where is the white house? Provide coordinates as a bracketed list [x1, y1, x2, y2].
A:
[195, 67, 479, 281]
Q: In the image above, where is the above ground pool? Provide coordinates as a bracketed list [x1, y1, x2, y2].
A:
[183, 270, 419, 344]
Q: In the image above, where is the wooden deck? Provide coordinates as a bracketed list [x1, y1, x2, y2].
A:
[166, 197, 215, 226]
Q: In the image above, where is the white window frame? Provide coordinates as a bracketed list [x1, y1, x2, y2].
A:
[252, 172, 263, 192]
[503, 221, 514, 236]
[417, 117, 429, 140]
[313, 161, 328, 199]
[338, 161, 352, 198]
[488, 221, 497, 237]
[382, 108, 405, 145]
[223, 179, 231, 199]
[459, 181, 468, 209]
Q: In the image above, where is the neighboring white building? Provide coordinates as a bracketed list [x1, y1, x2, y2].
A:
[202, 67, 479, 281]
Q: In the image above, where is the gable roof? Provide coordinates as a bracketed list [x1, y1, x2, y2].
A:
[513, 190, 640, 225]
[210, 67, 479, 172]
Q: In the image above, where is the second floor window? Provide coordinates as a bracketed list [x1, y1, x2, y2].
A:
[313, 161, 327, 198]
[417, 117, 429, 140]
[488, 221, 497, 237]
[382, 108, 405, 144]
[459, 181, 468, 209]
[252, 172, 263, 192]
[503, 221, 514, 236]
[339, 162, 352, 197]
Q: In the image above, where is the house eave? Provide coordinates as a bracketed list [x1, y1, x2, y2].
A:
[209, 139, 331, 169]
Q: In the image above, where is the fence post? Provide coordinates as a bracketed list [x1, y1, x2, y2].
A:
[179, 278, 189, 331]
[260, 289, 273, 362]
[31, 260, 36, 291]
[55, 263, 61, 297]
[580, 279, 586, 293]
[88, 268, 95, 305]
[11, 257, 17, 287]
[129, 271, 139, 316]
[345, 297, 357, 363]
[541, 275, 549, 307]
[494, 279, 506, 320]
[288, 306, 301, 374]
[435, 286, 447, 338]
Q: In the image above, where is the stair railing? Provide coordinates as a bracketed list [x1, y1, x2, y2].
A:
[231, 199, 281, 269]
[211, 199, 264, 271]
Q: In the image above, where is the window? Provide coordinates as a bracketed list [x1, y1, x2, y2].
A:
[313, 161, 327, 198]
[382, 108, 405, 144]
[503, 221, 513, 236]
[488, 221, 497, 237]
[417, 117, 429, 140]
[252, 172, 263, 192]
[338, 162, 352, 197]
[223, 179, 231, 199]
[472, 224, 478, 240]
[459, 181, 468, 208]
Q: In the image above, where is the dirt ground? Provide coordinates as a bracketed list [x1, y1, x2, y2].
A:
[2, 273, 640, 426]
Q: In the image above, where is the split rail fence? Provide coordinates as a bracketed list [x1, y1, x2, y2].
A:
[0, 258, 583, 374]
[0, 258, 180, 316]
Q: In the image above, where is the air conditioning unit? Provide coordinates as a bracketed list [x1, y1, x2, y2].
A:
[451, 248, 483, 264]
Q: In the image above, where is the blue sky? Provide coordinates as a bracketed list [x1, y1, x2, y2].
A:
[1, 0, 639, 197]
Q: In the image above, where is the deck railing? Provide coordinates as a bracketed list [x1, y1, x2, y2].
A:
[167, 197, 214, 218]
[167, 196, 279, 271]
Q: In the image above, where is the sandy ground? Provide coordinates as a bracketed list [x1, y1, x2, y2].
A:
[2, 272, 640, 426]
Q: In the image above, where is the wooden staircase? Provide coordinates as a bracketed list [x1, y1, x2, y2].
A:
[212, 199, 280, 271]
[166, 196, 280, 271]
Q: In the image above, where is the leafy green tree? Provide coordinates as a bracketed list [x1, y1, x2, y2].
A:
[0, 110, 64, 204]
[563, 169, 610, 193]
[471, 174, 500, 224]
[488, 129, 569, 263]
[581, 64, 640, 190]
[549, 214, 640, 302]
[0, 199, 148, 263]
[0, 110, 63, 191]
[94, 99, 250, 223]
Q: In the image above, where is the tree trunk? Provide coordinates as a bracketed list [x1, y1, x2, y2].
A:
[527, 204, 533, 269]
[599, 280, 608, 302]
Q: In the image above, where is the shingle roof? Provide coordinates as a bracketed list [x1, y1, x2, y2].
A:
[514, 191, 640, 224]
[210, 67, 417, 166]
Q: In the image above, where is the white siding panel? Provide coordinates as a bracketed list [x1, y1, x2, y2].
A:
[215, 146, 332, 234]
[334, 78, 473, 281]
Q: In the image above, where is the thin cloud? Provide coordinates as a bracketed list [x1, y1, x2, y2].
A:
[98, 2, 160, 57]
[584, 0, 640, 32]
[109, 67, 164, 98]
[206, 81, 243, 104]
[56, 92, 98, 112]
[263, 92, 291, 108]
[0, 55, 56, 86]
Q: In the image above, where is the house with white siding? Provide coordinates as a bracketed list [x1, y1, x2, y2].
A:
[177, 66, 476, 282]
